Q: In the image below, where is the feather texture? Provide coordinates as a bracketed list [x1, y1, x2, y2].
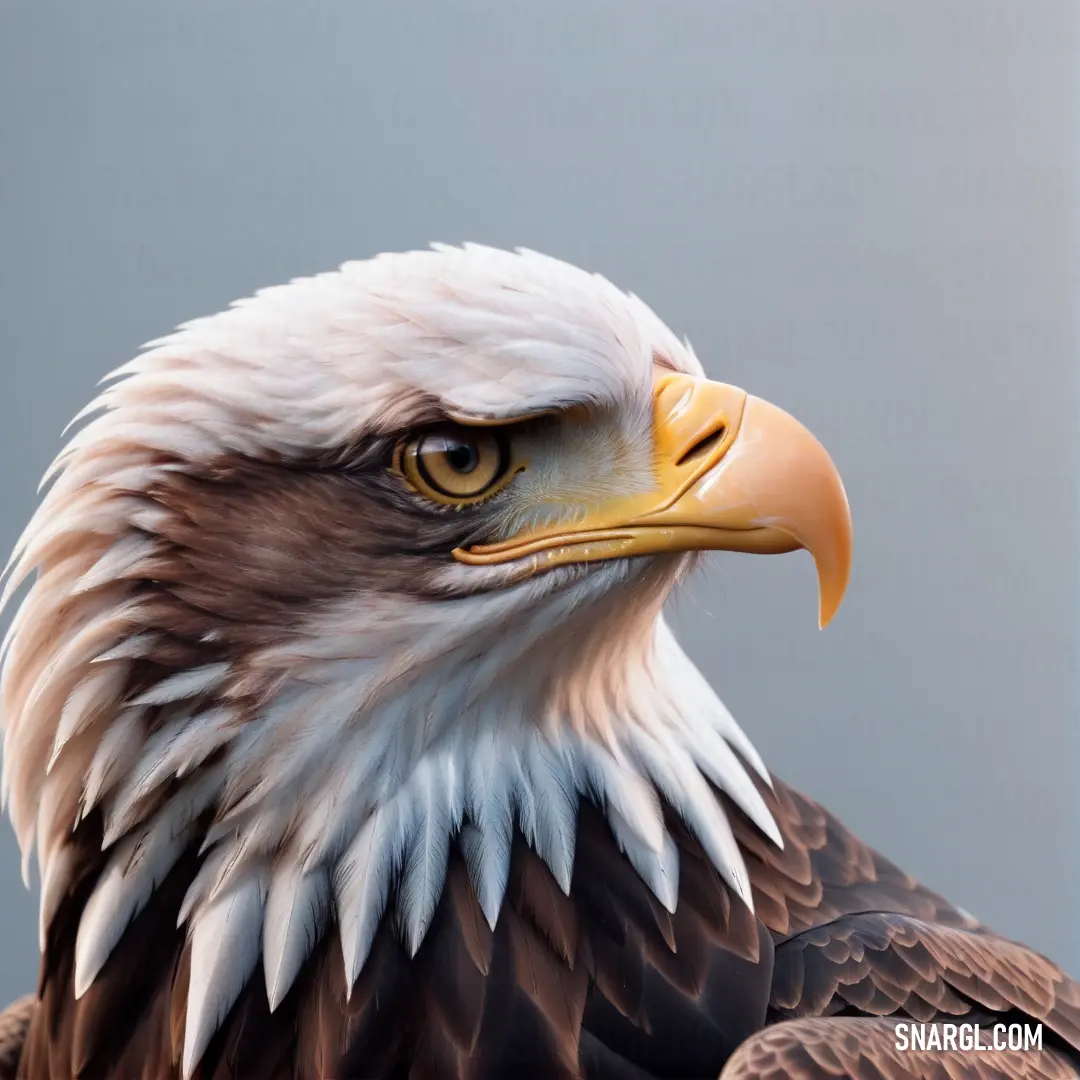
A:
[76, 772, 221, 996]
[182, 870, 267, 1079]
[48, 662, 131, 771]
[262, 864, 330, 1012]
[464, 739, 515, 929]
[335, 806, 407, 993]
[75, 818, 193, 997]
[397, 757, 458, 957]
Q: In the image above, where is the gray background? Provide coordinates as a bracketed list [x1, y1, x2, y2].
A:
[0, 0, 1076, 999]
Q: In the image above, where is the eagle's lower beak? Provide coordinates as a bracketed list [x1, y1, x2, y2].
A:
[453, 373, 853, 627]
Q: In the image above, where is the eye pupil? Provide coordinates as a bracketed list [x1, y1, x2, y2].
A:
[399, 426, 512, 504]
[445, 441, 479, 473]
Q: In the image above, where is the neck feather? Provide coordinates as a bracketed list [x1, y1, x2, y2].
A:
[74, 618, 778, 1074]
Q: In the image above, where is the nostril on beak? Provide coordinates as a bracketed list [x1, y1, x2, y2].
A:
[675, 423, 728, 468]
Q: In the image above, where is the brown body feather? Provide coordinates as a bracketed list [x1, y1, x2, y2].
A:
[7, 774, 1078, 1080]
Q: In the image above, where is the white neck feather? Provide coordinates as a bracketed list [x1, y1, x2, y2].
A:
[68, 590, 778, 1078]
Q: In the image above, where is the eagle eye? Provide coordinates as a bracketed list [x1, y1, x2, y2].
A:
[395, 426, 514, 505]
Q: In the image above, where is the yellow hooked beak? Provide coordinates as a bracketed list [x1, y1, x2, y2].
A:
[452, 373, 853, 627]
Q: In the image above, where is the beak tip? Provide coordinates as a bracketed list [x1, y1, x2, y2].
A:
[815, 566, 851, 630]
[813, 545, 851, 631]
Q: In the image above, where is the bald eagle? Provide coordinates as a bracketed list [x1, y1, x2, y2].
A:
[0, 246, 1076, 1080]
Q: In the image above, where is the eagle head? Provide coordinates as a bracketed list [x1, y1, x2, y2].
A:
[0, 244, 851, 1077]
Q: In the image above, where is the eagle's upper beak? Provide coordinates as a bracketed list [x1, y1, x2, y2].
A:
[453, 373, 853, 628]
